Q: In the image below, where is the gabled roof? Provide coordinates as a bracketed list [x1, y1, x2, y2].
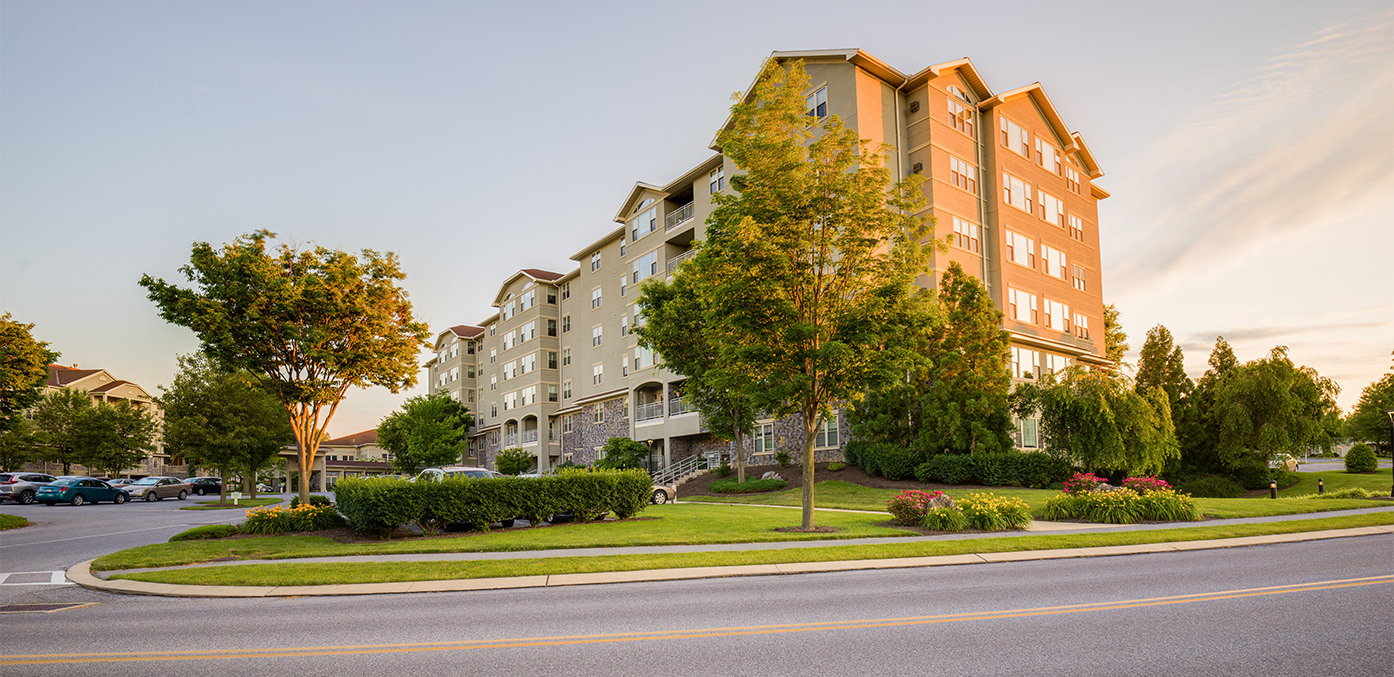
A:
[449, 325, 485, 339]
[903, 58, 992, 102]
[977, 83, 1104, 179]
[89, 380, 153, 398]
[612, 182, 666, 224]
[46, 365, 106, 387]
[569, 226, 625, 262]
[323, 429, 378, 448]
[491, 269, 567, 306]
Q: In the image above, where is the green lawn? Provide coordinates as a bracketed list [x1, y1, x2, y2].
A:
[0, 513, 29, 530]
[683, 480, 1058, 514]
[91, 503, 921, 571]
[108, 511, 1394, 587]
[181, 497, 283, 511]
[1280, 469, 1392, 496]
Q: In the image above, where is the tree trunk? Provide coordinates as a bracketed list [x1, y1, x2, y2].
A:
[732, 426, 746, 484]
[218, 465, 228, 504]
[801, 409, 819, 530]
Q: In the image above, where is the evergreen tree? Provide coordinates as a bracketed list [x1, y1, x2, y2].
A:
[1103, 304, 1129, 370]
[1134, 324, 1192, 421]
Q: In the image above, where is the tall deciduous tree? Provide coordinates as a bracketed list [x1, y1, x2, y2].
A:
[1103, 304, 1129, 370]
[31, 388, 95, 474]
[81, 400, 159, 477]
[160, 353, 294, 501]
[1209, 346, 1339, 468]
[0, 313, 59, 434]
[376, 391, 472, 475]
[1134, 324, 1192, 421]
[698, 58, 933, 529]
[636, 267, 758, 482]
[141, 231, 430, 503]
[851, 262, 1011, 456]
[1347, 372, 1394, 452]
[0, 419, 41, 472]
[1012, 367, 1179, 476]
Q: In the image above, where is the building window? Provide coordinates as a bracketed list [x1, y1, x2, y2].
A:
[632, 250, 659, 285]
[592, 326, 603, 347]
[1068, 215, 1085, 241]
[1066, 167, 1081, 193]
[491, 404, 498, 418]
[489, 325, 496, 337]
[521, 321, 536, 342]
[593, 403, 605, 424]
[1000, 117, 1029, 156]
[1044, 299, 1070, 332]
[630, 206, 658, 242]
[593, 363, 604, 385]
[1073, 313, 1091, 339]
[710, 166, 724, 193]
[548, 384, 558, 403]
[489, 349, 497, 364]
[815, 415, 840, 448]
[500, 300, 514, 322]
[467, 342, 475, 355]
[590, 252, 601, 271]
[1035, 138, 1062, 174]
[562, 315, 571, 333]
[561, 282, 571, 300]
[547, 287, 557, 304]
[563, 380, 572, 399]
[1043, 353, 1071, 376]
[466, 365, 475, 378]
[949, 156, 977, 193]
[805, 86, 827, 121]
[1071, 264, 1087, 292]
[1040, 191, 1064, 227]
[1005, 231, 1036, 269]
[591, 287, 602, 309]
[562, 413, 574, 433]
[1008, 288, 1038, 324]
[947, 97, 974, 136]
[635, 345, 655, 370]
[1011, 346, 1041, 379]
[1043, 245, 1066, 279]
[520, 289, 535, 311]
[754, 423, 775, 455]
[547, 319, 557, 337]
[562, 348, 571, 366]
[1017, 417, 1039, 448]
[467, 389, 475, 403]
[952, 217, 980, 253]
[620, 315, 629, 337]
[490, 375, 497, 390]
[548, 351, 557, 369]
[1003, 173, 1033, 213]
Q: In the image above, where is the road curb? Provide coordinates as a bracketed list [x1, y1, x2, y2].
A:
[67, 525, 1394, 598]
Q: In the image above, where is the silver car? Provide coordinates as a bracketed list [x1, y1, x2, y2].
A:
[0, 472, 58, 505]
[124, 476, 189, 502]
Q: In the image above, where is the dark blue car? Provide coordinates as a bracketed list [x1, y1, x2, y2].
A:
[36, 478, 130, 506]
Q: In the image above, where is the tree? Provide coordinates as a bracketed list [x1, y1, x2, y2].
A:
[376, 391, 473, 474]
[1347, 372, 1394, 453]
[1103, 304, 1129, 370]
[30, 388, 95, 474]
[851, 262, 1012, 456]
[0, 313, 59, 434]
[494, 447, 533, 476]
[81, 400, 159, 477]
[140, 231, 430, 503]
[160, 353, 294, 501]
[1176, 337, 1240, 471]
[636, 268, 758, 483]
[696, 58, 933, 529]
[1134, 324, 1192, 421]
[1012, 367, 1179, 476]
[0, 419, 40, 472]
[1209, 346, 1339, 469]
[595, 437, 648, 471]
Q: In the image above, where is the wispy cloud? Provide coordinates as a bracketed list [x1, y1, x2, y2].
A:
[1108, 12, 1394, 287]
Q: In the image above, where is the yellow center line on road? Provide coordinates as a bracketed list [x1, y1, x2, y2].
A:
[7, 575, 1390, 665]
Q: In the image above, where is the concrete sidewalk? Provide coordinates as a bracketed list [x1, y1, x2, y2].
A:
[69, 510, 1394, 598]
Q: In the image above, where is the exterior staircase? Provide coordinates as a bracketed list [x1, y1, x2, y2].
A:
[650, 454, 711, 488]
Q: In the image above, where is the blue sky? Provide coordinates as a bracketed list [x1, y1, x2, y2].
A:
[2, 0, 1390, 436]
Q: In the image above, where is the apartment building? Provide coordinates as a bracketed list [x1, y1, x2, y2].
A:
[31, 364, 175, 476]
[427, 49, 1108, 471]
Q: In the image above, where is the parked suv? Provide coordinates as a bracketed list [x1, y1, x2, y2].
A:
[0, 472, 58, 505]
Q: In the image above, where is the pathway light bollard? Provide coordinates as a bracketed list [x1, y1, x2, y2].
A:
[1386, 409, 1394, 498]
[1318, 478, 1323, 495]
[1269, 480, 1277, 500]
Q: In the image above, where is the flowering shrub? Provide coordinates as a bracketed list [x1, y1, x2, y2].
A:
[1044, 489, 1199, 524]
[1122, 476, 1172, 494]
[922, 506, 968, 532]
[885, 490, 945, 526]
[1063, 472, 1107, 495]
[241, 503, 345, 535]
[957, 492, 1032, 531]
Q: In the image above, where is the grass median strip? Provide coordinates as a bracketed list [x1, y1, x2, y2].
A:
[182, 497, 283, 511]
[0, 513, 30, 530]
[107, 512, 1393, 587]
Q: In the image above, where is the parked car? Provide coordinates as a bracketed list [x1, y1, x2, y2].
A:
[414, 466, 504, 481]
[651, 483, 676, 504]
[36, 478, 130, 506]
[125, 476, 189, 501]
[106, 478, 136, 488]
[186, 477, 223, 496]
[0, 472, 58, 505]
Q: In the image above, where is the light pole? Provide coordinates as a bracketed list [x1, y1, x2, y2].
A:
[1385, 409, 1394, 498]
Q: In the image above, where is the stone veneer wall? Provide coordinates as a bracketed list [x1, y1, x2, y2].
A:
[667, 409, 850, 466]
[561, 398, 630, 466]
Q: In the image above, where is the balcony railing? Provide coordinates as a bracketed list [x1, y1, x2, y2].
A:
[669, 397, 693, 416]
[667, 249, 696, 274]
[635, 401, 665, 422]
[505, 434, 518, 447]
[664, 202, 694, 230]
[522, 430, 538, 444]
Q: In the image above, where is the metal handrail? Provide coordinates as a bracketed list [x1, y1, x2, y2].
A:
[669, 398, 692, 416]
[635, 401, 664, 422]
[664, 202, 694, 230]
[667, 249, 696, 273]
[650, 453, 708, 486]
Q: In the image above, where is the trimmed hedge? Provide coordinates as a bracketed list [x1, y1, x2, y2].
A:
[1345, 443, 1378, 473]
[169, 524, 239, 542]
[845, 441, 919, 480]
[913, 452, 1073, 488]
[333, 470, 654, 537]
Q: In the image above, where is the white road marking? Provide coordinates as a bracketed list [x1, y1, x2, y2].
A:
[0, 571, 73, 585]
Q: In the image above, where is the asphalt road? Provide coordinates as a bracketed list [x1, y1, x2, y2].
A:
[2, 500, 1390, 675]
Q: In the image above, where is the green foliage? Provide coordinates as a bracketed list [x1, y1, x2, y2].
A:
[922, 506, 968, 532]
[957, 492, 1032, 531]
[1134, 325, 1192, 424]
[1011, 367, 1178, 476]
[1043, 489, 1200, 523]
[716, 462, 732, 477]
[0, 513, 30, 530]
[159, 353, 292, 498]
[494, 448, 534, 476]
[30, 387, 158, 475]
[1345, 443, 1378, 473]
[169, 524, 240, 541]
[0, 419, 40, 472]
[241, 503, 345, 535]
[852, 262, 1012, 456]
[377, 391, 473, 474]
[854, 442, 920, 481]
[290, 494, 333, 508]
[140, 230, 431, 504]
[826, 462, 845, 471]
[0, 313, 59, 434]
[774, 450, 792, 469]
[1103, 304, 1129, 369]
[1231, 461, 1275, 490]
[695, 58, 934, 530]
[1208, 346, 1339, 469]
[1346, 373, 1394, 452]
[912, 452, 1074, 488]
[884, 489, 946, 526]
[1176, 475, 1245, 498]
[595, 437, 648, 470]
[709, 478, 788, 493]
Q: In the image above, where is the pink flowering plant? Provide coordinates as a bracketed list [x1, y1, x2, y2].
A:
[1122, 476, 1172, 494]
[1062, 472, 1107, 495]
[886, 489, 945, 526]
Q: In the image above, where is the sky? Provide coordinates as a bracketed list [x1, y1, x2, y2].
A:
[2, 0, 1391, 437]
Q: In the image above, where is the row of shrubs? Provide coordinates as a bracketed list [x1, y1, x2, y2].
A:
[333, 470, 654, 537]
[843, 440, 1076, 488]
[885, 490, 1032, 532]
[1043, 473, 1201, 524]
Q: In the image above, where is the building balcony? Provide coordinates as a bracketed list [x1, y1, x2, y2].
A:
[667, 249, 696, 274]
[635, 401, 665, 422]
[669, 397, 693, 416]
[665, 202, 694, 230]
[522, 430, 538, 444]
[505, 434, 518, 447]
